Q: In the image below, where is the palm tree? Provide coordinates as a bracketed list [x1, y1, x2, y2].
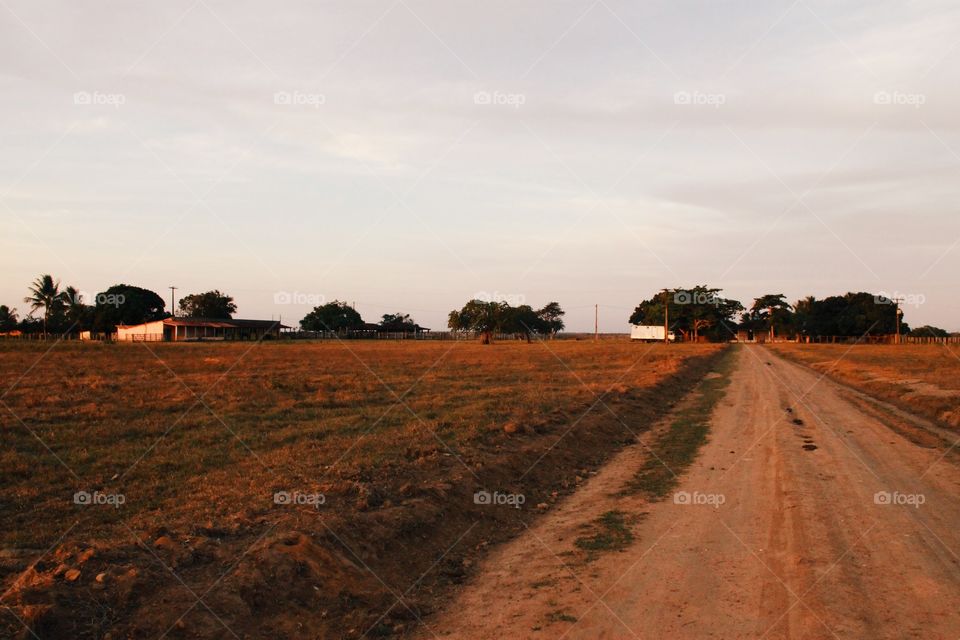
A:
[61, 286, 86, 334]
[23, 274, 62, 337]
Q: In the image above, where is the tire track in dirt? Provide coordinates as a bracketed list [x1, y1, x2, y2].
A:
[417, 346, 960, 639]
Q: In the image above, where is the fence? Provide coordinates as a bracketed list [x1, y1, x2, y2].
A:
[803, 335, 896, 344]
[796, 335, 960, 345]
[902, 336, 960, 345]
[283, 330, 555, 341]
[122, 333, 166, 342]
[0, 332, 82, 340]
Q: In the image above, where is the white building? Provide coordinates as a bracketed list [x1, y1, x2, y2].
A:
[115, 318, 286, 341]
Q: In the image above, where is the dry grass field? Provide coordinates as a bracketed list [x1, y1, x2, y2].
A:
[0, 339, 723, 639]
[769, 344, 960, 429]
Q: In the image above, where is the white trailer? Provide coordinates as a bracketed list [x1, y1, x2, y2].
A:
[630, 325, 675, 342]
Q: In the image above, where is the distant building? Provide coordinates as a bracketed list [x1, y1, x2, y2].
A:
[116, 317, 287, 342]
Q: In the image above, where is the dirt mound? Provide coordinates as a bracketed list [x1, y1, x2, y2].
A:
[1, 543, 145, 639]
[939, 408, 960, 427]
[234, 532, 398, 636]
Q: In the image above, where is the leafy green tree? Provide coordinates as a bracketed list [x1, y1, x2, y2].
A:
[448, 300, 507, 344]
[448, 300, 564, 343]
[793, 292, 904, 337]
[18, 316, 41, 334]
[749, 294, 793, 339]
[537, 302, 565, 335]
[629, 286, 743, 342]
[379, 313, 418, 333]
[93, 284, 167, 333]
[792, 295, 822, 337]
[300, 300, 365, 332]
[23, 274, 63, 336]
[178, 290, 237, 318]
[503, 304, 544, 342]
[909, 325, 949, 338]
[792, 296, 810, 322]
[0, 305, 18, 332]
[843, 293, 900, 335]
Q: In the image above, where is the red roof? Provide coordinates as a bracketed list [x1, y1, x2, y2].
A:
[164, 317, 289, 329]
[163, 319, 235, 328]
[119, 317, 289, 330]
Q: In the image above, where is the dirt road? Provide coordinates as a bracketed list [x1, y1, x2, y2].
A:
[418, 345, 960, 639]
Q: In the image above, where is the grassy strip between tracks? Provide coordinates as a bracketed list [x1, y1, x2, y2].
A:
[621, 345, 737, 499]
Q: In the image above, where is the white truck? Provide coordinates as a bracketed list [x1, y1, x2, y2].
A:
[630, 325, 675, 342]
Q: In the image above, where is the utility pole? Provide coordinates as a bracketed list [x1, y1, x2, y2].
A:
[661, 288, 671, 344]
[595, 304, 598, 341]
[169, 286, 177, 317]
[893, 297, 904, 344]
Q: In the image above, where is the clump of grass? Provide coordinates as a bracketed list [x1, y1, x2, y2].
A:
[546, 610, 578, 623]
[574, 510, 634, 552]
[622, 346, 737, 498]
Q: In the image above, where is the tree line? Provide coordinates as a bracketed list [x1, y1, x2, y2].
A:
[0, 275, 238, 336]
[628, 285, 951, 340]
[299, 301, 429, 334]
[298, 299, 566, 343]
[2, 274, 949, 341]
[447, 300, 565, 343]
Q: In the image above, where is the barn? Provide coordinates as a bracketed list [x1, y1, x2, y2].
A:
[116, 317, 287, 342]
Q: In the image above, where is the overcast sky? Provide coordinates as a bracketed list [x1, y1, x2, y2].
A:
[2, 0, 959, 332]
